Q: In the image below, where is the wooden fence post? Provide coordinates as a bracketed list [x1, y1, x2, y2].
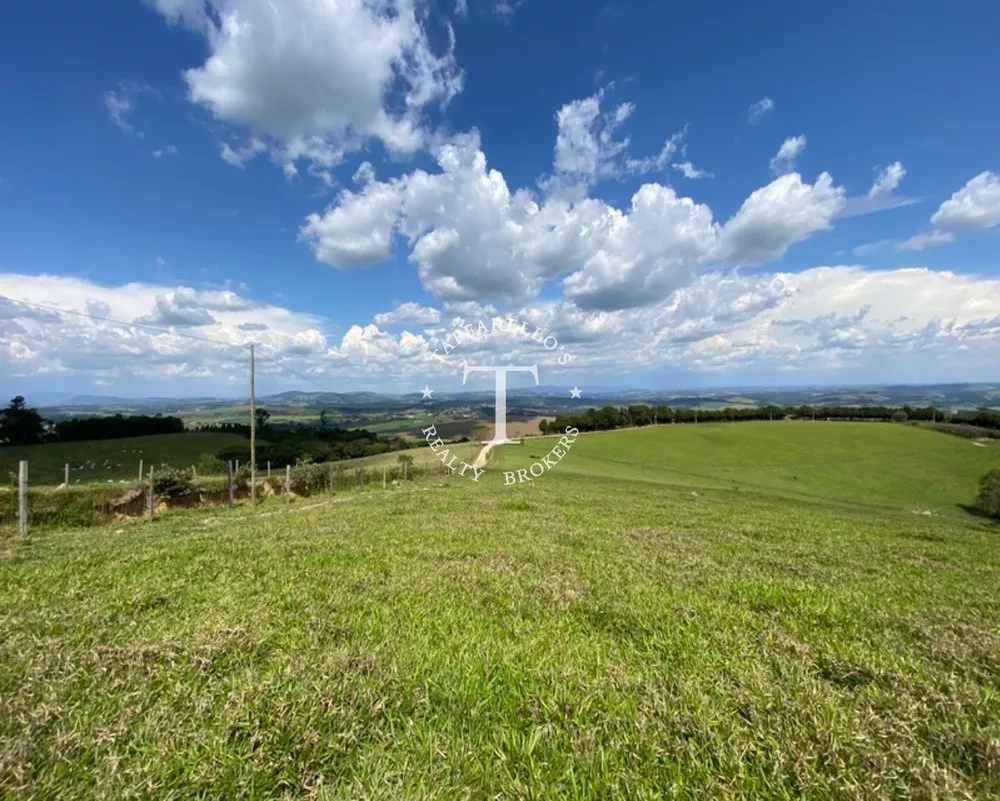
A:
[227, 461, 234, 509]
[267, 461, 271, 478]
[328, 464, 334, 495]
[138, 459, 143, 481]
[285, 464, 291, 504]
[404, 461, 408, 481]
[147, 467, 155, 522]
[64, 463, 69, 487]
[382, 465, 387, 489]
[17, 461, 27, 538]
[357, 468, 363, 490]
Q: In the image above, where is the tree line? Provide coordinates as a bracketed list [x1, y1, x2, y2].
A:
[205, 407, 418, 468]
[539, 404, 1000, 434]
[0, 396, 185, 445]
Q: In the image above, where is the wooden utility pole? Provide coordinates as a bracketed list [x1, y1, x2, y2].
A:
[17, 461, 27, 538]
[249, 343, 257, 506]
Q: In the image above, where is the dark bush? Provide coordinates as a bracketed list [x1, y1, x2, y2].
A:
[974, 469, 1000, 519]
[152, 464, 195, 499]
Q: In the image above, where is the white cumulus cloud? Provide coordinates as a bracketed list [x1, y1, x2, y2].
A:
[151, 0, 463, 178]
[373, 303, 442, 326]
[899, 171, 1000, 250]
[301, 126, 850, 312]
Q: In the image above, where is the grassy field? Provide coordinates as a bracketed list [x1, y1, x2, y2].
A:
[1, 424, 999, 798]
[510, 421, 1000, 515]
[0, 432, 251, 485]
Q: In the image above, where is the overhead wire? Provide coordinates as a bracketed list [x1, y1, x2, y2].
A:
[0, 293, 341, 395]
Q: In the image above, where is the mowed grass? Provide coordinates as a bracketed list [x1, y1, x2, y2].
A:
[0, 432, 251, 485]
[511, 422, 1000, 515]
[1, 425, 999, 798]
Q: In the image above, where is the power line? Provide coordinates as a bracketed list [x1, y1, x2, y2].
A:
[2, 292, 340, 395]
[0, 294, 252, 350]
[255, 349, 340, 396]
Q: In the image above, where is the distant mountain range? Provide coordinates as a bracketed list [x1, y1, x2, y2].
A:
[31, 382, 1000, 418]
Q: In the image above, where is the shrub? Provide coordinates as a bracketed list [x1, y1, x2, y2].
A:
[891, 410, 908, 423]
[152, 464, 195, 500]
[194, 453, 227, 476]
[974, 469, 1000, 519]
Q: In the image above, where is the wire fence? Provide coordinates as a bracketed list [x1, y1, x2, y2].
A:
[0, 457, 431, 536]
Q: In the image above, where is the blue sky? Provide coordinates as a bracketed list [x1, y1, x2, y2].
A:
[1, 0, 998, 398]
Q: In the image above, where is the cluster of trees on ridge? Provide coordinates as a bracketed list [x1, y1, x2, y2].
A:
[0, 398, 420, 468]
[206, 409, 418, 468]
[0, 395, 186, 446]
[539, 404, 1000, 434]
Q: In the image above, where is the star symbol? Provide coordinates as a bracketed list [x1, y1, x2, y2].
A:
[569, 385, 582, 399]
[421, 385, 434, 399]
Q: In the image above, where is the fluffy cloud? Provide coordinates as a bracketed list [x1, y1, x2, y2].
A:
[373, 303, 442, 326]
[930, 171, 1000, 234]
[3, 266, 999, 388]
[770, 135, 806, 175]
[713, 172, 845, 264]
[551, 94, 632, 184]
[899, 171, 1000, 250]
[301, 124, 849, 311]
[869, 161, 906, 198]
[152, 0, 462, 177]
[748, 97, 774, 124]
[301, 181, 403, 267]
[544, 91, 684, 193]
[370, 266, 1000, 382]
[0, 274, 330, 386]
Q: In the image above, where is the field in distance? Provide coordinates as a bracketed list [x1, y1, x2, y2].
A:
[500, 421, 1000, 515]
[1, 423, 999, 797]
[0, 432, 250, 485]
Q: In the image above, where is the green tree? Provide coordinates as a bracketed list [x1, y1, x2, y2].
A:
[254, 408, 271, 431]
[0, 395, 47, 445]
[891, 410, 908, 423]
[319, 410, 329, 428]
[974, 468, 1000, 519]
